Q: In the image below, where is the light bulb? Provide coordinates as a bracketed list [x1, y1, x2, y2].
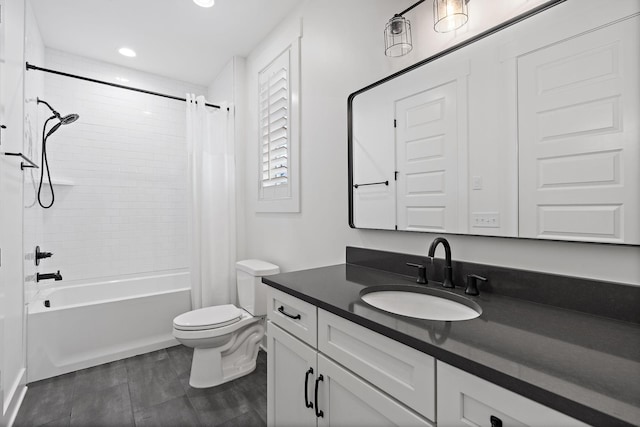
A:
[193, 0, 215, 7]
[118, 47, 137, 58]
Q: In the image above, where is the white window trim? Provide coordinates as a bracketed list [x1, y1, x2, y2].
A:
[256, 36, 301, 213]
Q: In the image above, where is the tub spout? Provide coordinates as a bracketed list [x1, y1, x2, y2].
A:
[37, 270, 62, 282]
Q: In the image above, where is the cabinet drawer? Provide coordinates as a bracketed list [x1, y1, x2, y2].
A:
[318, 309, 435, 421]
[437, 362, 589, 427]
[267, 287, 317, 346]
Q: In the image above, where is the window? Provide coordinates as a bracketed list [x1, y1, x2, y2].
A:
[259, 53, 289, 189]
[256, 37, 300, 213]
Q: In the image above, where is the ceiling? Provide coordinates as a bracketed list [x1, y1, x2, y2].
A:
[30, 0, 303, 86]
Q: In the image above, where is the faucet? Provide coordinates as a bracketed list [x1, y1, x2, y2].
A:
[406, 262, 428, 284]
[427, 237, 454, 288]
[37, 270, 62, 282]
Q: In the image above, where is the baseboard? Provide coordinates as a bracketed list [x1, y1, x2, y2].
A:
[2, 368, 27, 427]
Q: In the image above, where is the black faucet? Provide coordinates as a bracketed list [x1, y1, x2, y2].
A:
[427, 237, 454, 288]
[465, 274, 487, 296]
[37, 271, 62, 282]
[406, 262, 428, 284]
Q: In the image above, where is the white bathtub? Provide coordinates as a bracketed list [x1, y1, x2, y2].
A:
[27, 272, 191, 382]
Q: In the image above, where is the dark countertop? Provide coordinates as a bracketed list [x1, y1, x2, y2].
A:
[263, 263, 640, 427]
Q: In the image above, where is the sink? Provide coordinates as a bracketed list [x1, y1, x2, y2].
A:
[360, 285, 482, 321]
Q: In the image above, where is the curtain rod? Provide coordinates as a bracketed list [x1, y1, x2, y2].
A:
[25, 62, 222, 110]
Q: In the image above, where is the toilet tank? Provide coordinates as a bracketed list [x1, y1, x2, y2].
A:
[236, 259, 280, 316]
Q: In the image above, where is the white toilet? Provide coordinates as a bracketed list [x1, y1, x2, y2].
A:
[172, 259, 279, 388]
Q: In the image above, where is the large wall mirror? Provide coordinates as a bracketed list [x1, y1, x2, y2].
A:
[348, 0, 639, 245]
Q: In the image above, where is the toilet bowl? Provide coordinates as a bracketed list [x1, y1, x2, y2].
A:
[173, 260, 279, 388]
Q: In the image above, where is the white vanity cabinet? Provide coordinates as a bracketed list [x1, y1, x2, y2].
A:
[267, 287, 591, 427]
[266, 287, 434, 427]
[436, 362, 589, 427]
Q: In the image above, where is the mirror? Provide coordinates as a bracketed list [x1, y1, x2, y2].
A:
[348, 1, 640, 245]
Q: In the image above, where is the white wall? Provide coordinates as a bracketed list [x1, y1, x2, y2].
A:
[24, 48, 206, 293]
[241, 0, 640, 285]
[0, 0, 27, 423]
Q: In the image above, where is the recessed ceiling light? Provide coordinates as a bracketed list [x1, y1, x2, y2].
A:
[193, 0, 214, 7]
[118, 47, 136, 58]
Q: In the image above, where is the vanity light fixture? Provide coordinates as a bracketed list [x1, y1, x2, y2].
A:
[384, 0, 471, 57]
[384, 15, 413, 57]
[118, 47, 137, 58]
[434, 0, 470, 33]
[193, 0, 215, 7]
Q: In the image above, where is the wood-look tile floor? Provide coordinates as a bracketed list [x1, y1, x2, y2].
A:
[14, 346, 267, 427]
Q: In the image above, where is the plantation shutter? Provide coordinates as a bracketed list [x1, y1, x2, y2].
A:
[259, 50, 290, 195]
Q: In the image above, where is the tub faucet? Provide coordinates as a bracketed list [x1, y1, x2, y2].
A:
[427, 237, 454, 288]
[37, 270, 62, 282]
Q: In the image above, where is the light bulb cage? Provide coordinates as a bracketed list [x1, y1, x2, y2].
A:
[384, 15, 413, 57]
[433, 0, 469, 33]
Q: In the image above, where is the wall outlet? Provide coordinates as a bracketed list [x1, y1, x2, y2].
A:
[471, 212, 500, 228]
[472, 176, 483, 190]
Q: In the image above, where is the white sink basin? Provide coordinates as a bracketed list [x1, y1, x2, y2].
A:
[360, 285, 481, 321]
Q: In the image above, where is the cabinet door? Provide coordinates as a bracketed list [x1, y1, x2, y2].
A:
[437, 362, 589, 427]
[267, 321, 317, 427]
[316, 354, 434, 427]
[318, 309, 435, 420]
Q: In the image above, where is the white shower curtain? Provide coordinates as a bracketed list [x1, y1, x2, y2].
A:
[186, 94, 236, 309]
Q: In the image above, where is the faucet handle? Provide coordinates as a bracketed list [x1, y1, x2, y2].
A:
[465, 274, 487, 296]
[406, 262, 428, 284]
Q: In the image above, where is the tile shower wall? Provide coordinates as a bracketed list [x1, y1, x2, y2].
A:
[27, 49, 206, 288]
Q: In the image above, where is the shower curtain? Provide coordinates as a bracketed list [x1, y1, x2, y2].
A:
[186, 94, 236, 309]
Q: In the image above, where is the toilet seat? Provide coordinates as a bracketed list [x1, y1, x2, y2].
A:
[173, 310, 260, 341]
[173, 304, 242, 331]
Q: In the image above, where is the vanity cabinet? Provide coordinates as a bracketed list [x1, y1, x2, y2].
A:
[437, 362, 589, 427]
[267, 287, 591, 427]
[266, 287, 434, 427]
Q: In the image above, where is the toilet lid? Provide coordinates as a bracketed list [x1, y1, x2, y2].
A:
[173, 304, 242, 331]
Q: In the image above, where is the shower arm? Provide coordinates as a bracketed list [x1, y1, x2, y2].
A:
[37, 98, 61, 119]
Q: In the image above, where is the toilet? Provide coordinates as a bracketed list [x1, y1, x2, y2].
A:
[173, 259, 279, 388]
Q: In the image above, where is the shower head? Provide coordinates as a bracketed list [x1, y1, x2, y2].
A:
[37, 98, 80, 125]
[38, 98, 80, 138]
[60, 114, 80, 125]
[45, 114, 80, 138]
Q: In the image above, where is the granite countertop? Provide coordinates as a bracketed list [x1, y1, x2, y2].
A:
[263, 263, 640, 427]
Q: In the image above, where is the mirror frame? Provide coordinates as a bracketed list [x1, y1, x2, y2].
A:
[347, 0, 574, 236]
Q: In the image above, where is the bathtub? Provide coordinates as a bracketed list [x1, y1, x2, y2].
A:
[27, 272, 191, 382]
